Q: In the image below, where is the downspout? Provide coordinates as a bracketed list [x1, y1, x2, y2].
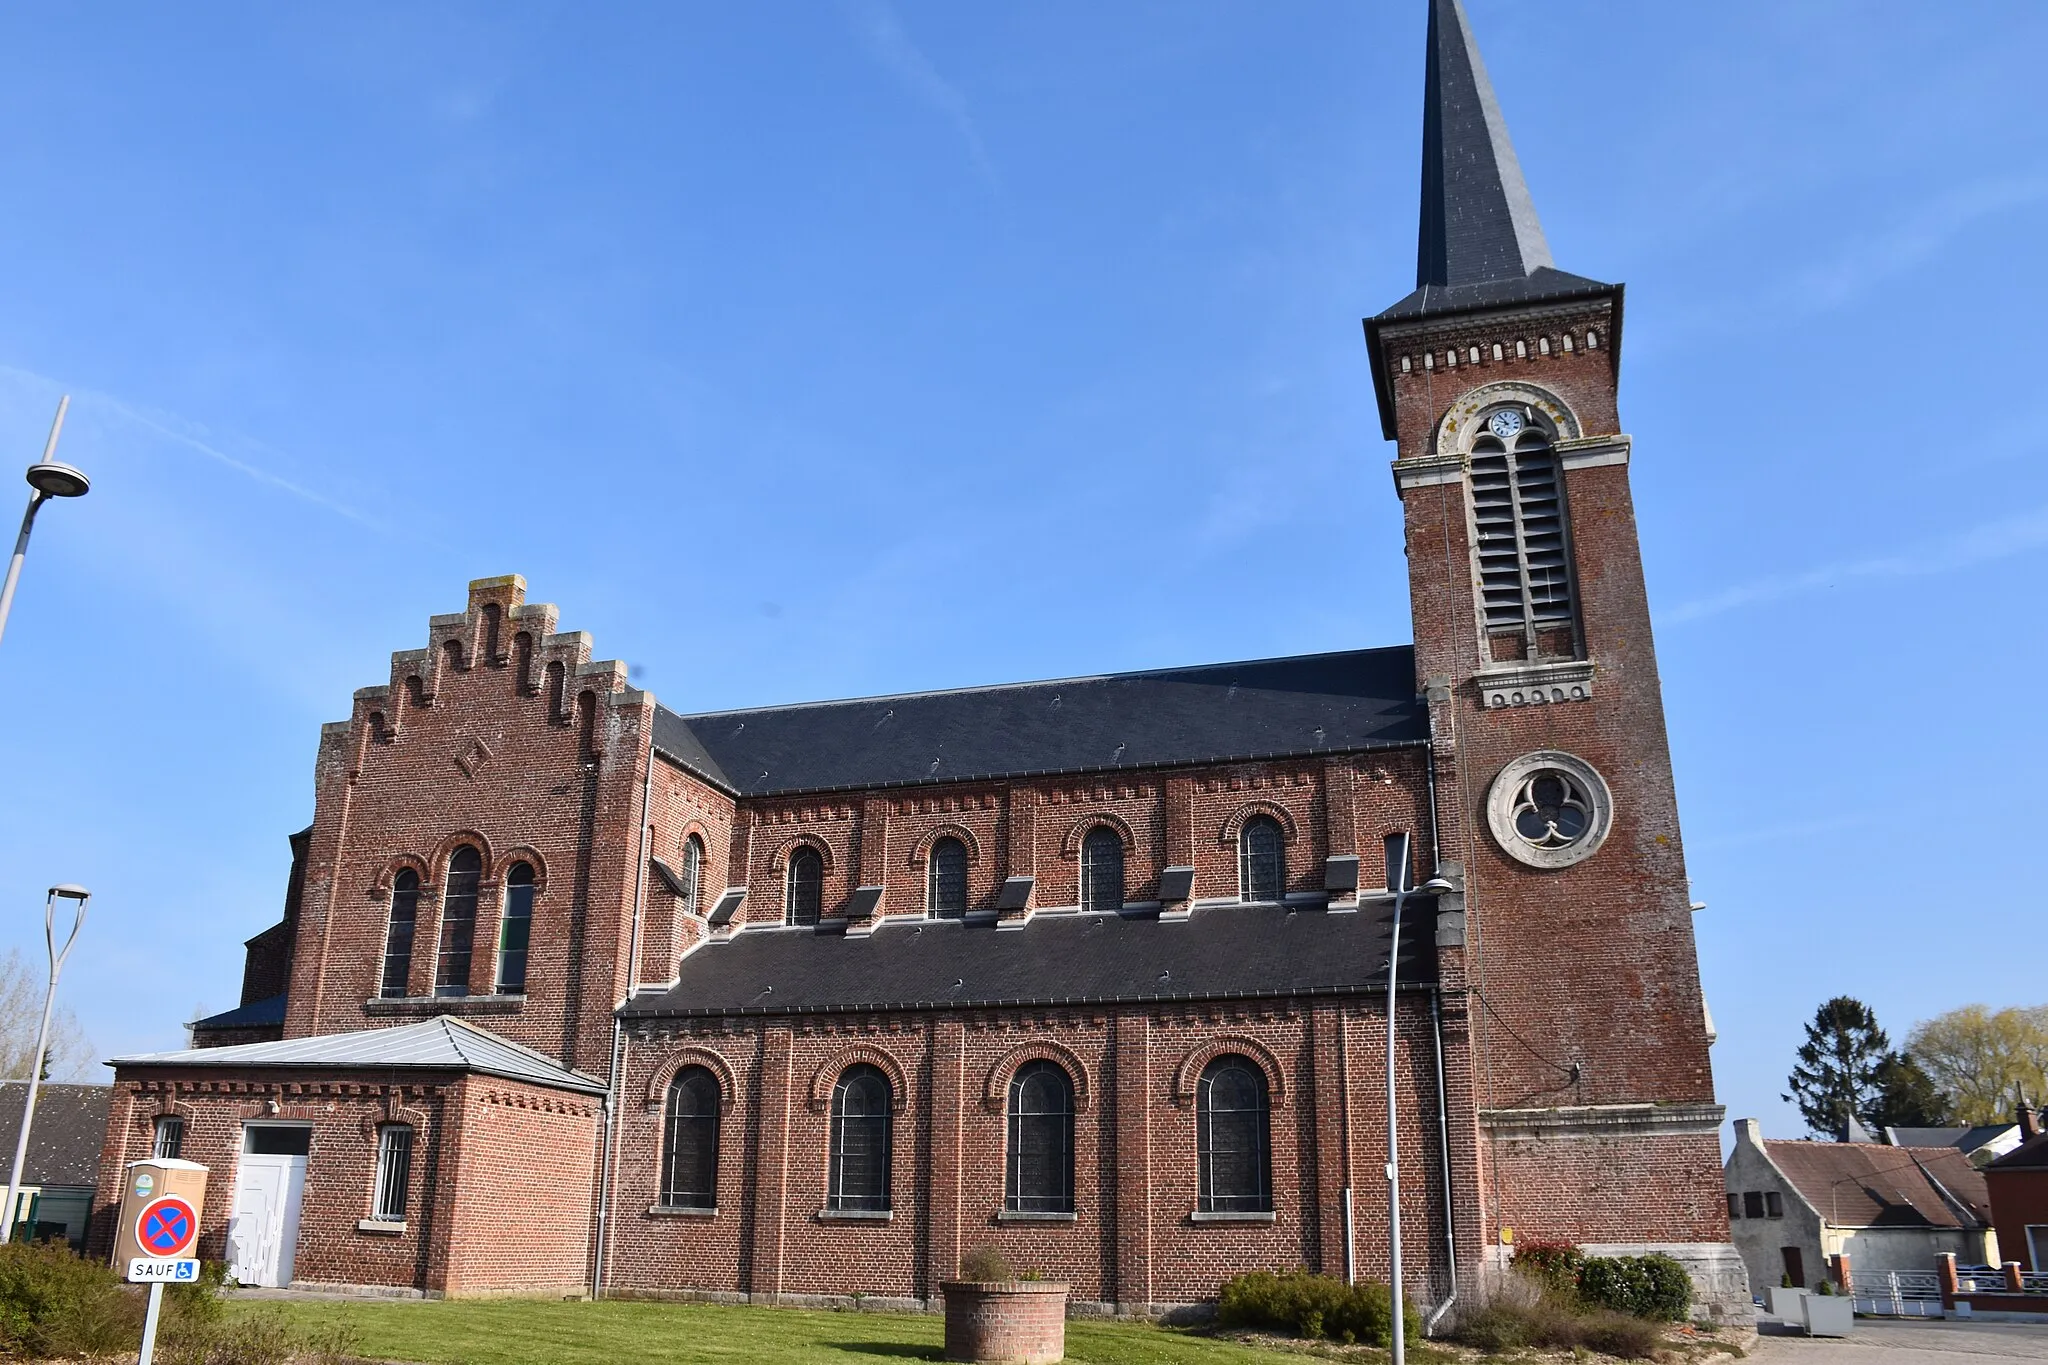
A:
[1424, 987, 1459, 1334]
[592, 715, 657, 1299]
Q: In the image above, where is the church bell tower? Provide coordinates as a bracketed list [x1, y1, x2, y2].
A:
[1368, 0, 1740, 1299]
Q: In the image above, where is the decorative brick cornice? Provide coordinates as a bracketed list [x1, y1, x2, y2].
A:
[1479, 1102, 1726, 1140]
[1474, 660, 1595, 710]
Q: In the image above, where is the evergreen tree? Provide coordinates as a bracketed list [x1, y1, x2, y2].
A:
[1869, 1051, 1951, 1129]
[1784, 996, 1892, 1139]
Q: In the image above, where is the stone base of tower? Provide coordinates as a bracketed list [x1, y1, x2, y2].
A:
[1478, 1103, 1749, 1323]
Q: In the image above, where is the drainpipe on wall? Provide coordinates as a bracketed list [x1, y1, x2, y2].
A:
[1424, 987, 1459, 1334]
[592, 715, 657, 1300]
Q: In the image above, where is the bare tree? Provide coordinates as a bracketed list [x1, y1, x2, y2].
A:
[1907, 1004, 2048, 1125]
[0, 948, 96, 1082]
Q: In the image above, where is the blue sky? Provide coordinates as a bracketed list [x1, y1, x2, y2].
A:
[0, 2, 2042, 1146]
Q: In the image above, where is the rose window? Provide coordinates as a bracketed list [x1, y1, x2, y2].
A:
[1485, 751, 1613, 869]
[1509, 770, 1591, 849]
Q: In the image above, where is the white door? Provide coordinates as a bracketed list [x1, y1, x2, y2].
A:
[228, 1153, 307, 1287]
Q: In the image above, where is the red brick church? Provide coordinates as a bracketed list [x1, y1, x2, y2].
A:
[93, 0, 1744, 1318]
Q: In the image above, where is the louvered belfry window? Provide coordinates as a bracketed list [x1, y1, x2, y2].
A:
[1470, 413, 1578, 663]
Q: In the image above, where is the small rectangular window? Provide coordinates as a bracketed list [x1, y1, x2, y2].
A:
[374, 1126, 414, 1221]
[243, 1125, 312, 1157]
[152, 1116, 184, 1161]
[1383, 833, 1411, 893]
[1765, 1191, 1783, 1218]
[1743, 1191, 1765, 1219]
[1726, 1192, 1741, 1220]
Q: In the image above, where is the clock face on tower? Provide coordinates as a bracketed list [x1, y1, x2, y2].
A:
[1487, 409, 1525, 440]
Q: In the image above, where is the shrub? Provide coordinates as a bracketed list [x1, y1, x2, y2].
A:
[1576, 1253, 1692, 1321]
[1216, 1269, 1421, 1348]
[1511, 1239, 1585, 1295]
[0, 1240, 141, 1359]
[1452, 1292, 1663, 1359]
[957, 1246, 1017, 1283]
[1575, 1307, 1664, 1360]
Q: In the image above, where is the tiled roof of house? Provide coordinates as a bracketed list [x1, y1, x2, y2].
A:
[110, 1016, 606, 1095]
[0, 1082, 110, 1187]
[622, 897, 1437, 1018]
[654, 647, 1424, 797]
[1764, 1140, 1991, 1230]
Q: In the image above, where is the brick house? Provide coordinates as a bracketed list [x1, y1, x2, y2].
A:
[1984, 1110, 2048, 1271]
[1724, 1119, 1997, 1293]
[94, 0, 1742, 1316]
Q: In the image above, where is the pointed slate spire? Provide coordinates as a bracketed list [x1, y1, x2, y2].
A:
[1416, 0, 1552, 288]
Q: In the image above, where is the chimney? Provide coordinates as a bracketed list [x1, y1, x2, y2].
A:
[1735, 1118, 1766, 1149]
[2021, 1105, 2043, 1141]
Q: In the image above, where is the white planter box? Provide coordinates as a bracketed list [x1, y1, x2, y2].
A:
[1765, 1286, 1809, 1319]
[1803, 1294, 1853, 1337]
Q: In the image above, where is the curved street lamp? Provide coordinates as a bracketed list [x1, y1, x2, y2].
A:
[3, 885, 90, 1243]
[1385, 834, 1455, 1365]
[0, 397, 90, 651]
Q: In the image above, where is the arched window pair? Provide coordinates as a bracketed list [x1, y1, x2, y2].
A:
[1197, 1055, 1272, 1213]
[380, 848, 536, 999]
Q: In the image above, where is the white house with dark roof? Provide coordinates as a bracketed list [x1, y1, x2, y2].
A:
[1725, 1118, 1998, 1293]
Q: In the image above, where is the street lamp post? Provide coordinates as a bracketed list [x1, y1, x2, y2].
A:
[3, 885, 90, 1242]
[0, 397, 91, 652]
[1384, 834, 1454, 1365]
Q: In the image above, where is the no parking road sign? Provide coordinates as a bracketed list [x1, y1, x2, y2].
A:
[136, 1196, 198, 1259]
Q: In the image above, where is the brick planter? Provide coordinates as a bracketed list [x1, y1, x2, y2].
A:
[941, 1280, 1069, 1364]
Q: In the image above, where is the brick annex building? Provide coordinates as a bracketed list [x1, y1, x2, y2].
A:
[93, 0, 1743, 1317]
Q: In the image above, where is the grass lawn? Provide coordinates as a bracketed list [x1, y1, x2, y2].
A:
[234, 1296, 1337, 1365]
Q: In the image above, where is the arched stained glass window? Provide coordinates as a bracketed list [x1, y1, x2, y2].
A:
[1197, 1055, 1271, 1213]
[660, 1066, 720, 1210]
[787, 847, 823, 926]
[1005, 1060, 1075, 1214]
[927, 837, 968, 917]
[435, 847, 481, 997]
[497, 862, 534, 994]
[1239, 815, 1284, 903]
[828, 1064, 892, 1212]
[381, 871, 419, 998]
[1080, 826, 1124, 913]
[681, 836, 704, 920]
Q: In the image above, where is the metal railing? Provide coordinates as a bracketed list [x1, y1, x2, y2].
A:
[1852, 1270, 1943, 1318]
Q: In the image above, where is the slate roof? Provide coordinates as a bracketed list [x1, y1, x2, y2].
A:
[1364, 1, 1621, 439]
[1987, 1132, 2048, 1171]
[190, 993, 287, 1031]
[0, 1082, 110, 1187]
[621, 898, 1438, 1019]
[109, 1016, 607, 1095]
[1882, 1123, 2017, 1157]
[654, 647, 1424, 797]
[1765, 1140, 1992, 1230]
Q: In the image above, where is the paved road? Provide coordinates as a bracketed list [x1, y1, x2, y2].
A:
[1748, 1318, 2048, 1363]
